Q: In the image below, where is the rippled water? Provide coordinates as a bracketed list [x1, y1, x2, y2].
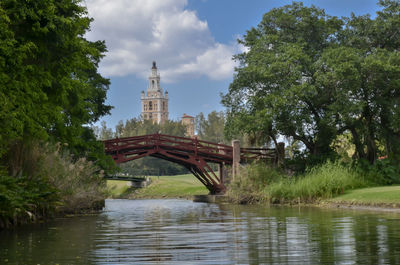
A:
[1, 199, 400, 264]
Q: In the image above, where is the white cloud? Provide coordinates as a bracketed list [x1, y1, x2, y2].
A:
[85, 0, 238, 82]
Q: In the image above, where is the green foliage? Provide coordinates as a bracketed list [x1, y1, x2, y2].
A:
[222, 0, 400, 168]
[355, 158, 400, 185]
[268, 161, 368, 202]
[222, 2, 342, 160]
[37, 143, 107, 213]
[0, 141, 107, 228]
[228, 161, 369, 204]
[228, 163, 286, 203]
[0, 170, 58, 228]
[195, 111, 226, 143]
[0, 0, 112, 168]
[112, 118, 187, 139]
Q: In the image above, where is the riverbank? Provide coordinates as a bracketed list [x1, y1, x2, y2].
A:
[106, 173, 400, 213]
[107, 173, 208, 199]
[226, 185, 400, 213]
[321, 185, 400, 211]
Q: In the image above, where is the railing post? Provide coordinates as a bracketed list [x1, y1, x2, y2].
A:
[194, 136, 198, 157]
[232, 140, 241, 180]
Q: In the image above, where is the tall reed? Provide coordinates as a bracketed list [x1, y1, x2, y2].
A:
[267, 161, 367, 203]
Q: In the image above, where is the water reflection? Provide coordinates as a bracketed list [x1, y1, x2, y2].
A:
[1, 199, 400, 264]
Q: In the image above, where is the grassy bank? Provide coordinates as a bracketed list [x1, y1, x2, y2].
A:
[328, 186, 400, 207]
[107, 174, 208, 199]
[226, 161, 400, 210]
[107, 180, 131, 198]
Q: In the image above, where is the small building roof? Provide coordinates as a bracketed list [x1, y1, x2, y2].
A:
[182, 113, 194, 118]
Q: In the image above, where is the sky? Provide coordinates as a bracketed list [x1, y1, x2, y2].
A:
[85, 0, 382, 129]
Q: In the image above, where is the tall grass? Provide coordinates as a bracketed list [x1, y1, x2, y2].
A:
[268, 161, 367, 203]
[228, 161, 369, 204]
[40, 143, 107, 213]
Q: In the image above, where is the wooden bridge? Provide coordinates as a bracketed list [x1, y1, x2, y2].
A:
[103, 133, 281, 194]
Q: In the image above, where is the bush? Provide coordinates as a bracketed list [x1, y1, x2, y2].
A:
[355, 158, 400, 185]
[0, 141, 107, 228]
[268, 161, 368, 203]
[0, 170, 58, 228]
[227, 162, 286, 203]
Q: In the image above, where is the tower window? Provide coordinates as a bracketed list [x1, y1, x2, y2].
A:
[152, 80, 155, 88]
[149, 113, 152, 119]
[149, 101, 152, 110]
[163, 102, 165, 110]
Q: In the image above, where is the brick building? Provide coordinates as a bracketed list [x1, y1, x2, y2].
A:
[181, 113, 195, 137]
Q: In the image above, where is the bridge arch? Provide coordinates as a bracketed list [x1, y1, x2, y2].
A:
[103, 133, 276, 194]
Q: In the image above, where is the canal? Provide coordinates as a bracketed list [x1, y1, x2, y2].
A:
[1, 199, 400, 264]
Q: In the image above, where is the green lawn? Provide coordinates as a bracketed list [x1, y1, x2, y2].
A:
[107, 180, 132, 197]
[329, 185, 400, 205]
[107, 174, 209, 199]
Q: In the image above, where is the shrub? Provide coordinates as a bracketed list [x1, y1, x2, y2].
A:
[0, 169, 58, 228]
[0, 141, 107, 228]
[227, 162, 286, 203]
[355, 158, 400, 185]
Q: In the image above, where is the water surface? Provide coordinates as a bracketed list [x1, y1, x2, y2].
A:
[1, 199, 400, 264]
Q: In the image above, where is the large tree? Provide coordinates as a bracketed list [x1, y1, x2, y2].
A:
[223, 2, 342, 159]
[0, 0, 112, 170]
[222, 1, 400, 164]
[319, 0, 400, 163]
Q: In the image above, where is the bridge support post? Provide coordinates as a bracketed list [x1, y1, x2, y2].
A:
[232, 140, 241, 180]
[218, 143, 226, 185]
[218, 163, 227, 184]
[277, 142, 285, 166]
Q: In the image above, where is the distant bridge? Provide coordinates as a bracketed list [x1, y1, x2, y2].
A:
[104, 174, 147, 182]
[103, 133, 281, 194]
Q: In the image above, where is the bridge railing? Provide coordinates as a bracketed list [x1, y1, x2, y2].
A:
[104, 133, 277, 163]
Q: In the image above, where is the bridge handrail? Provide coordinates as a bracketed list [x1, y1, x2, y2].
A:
[103, 133, 276, 161]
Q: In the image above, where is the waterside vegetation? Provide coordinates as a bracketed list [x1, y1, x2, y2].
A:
[0, 142, 107, 228]
[227, 161, 400, 209]
[0, 0, 114, 228]
[222, 1, 400, 207]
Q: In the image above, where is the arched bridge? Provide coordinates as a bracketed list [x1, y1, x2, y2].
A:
[103, 133, 279, 194]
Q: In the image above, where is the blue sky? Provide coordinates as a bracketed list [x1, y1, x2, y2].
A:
[86, 0, 381, 129]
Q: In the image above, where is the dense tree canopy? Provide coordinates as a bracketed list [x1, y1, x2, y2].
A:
[0, 0, 112, 171]
[222, 0, 400, 165]
[195, 111, 226, 144]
